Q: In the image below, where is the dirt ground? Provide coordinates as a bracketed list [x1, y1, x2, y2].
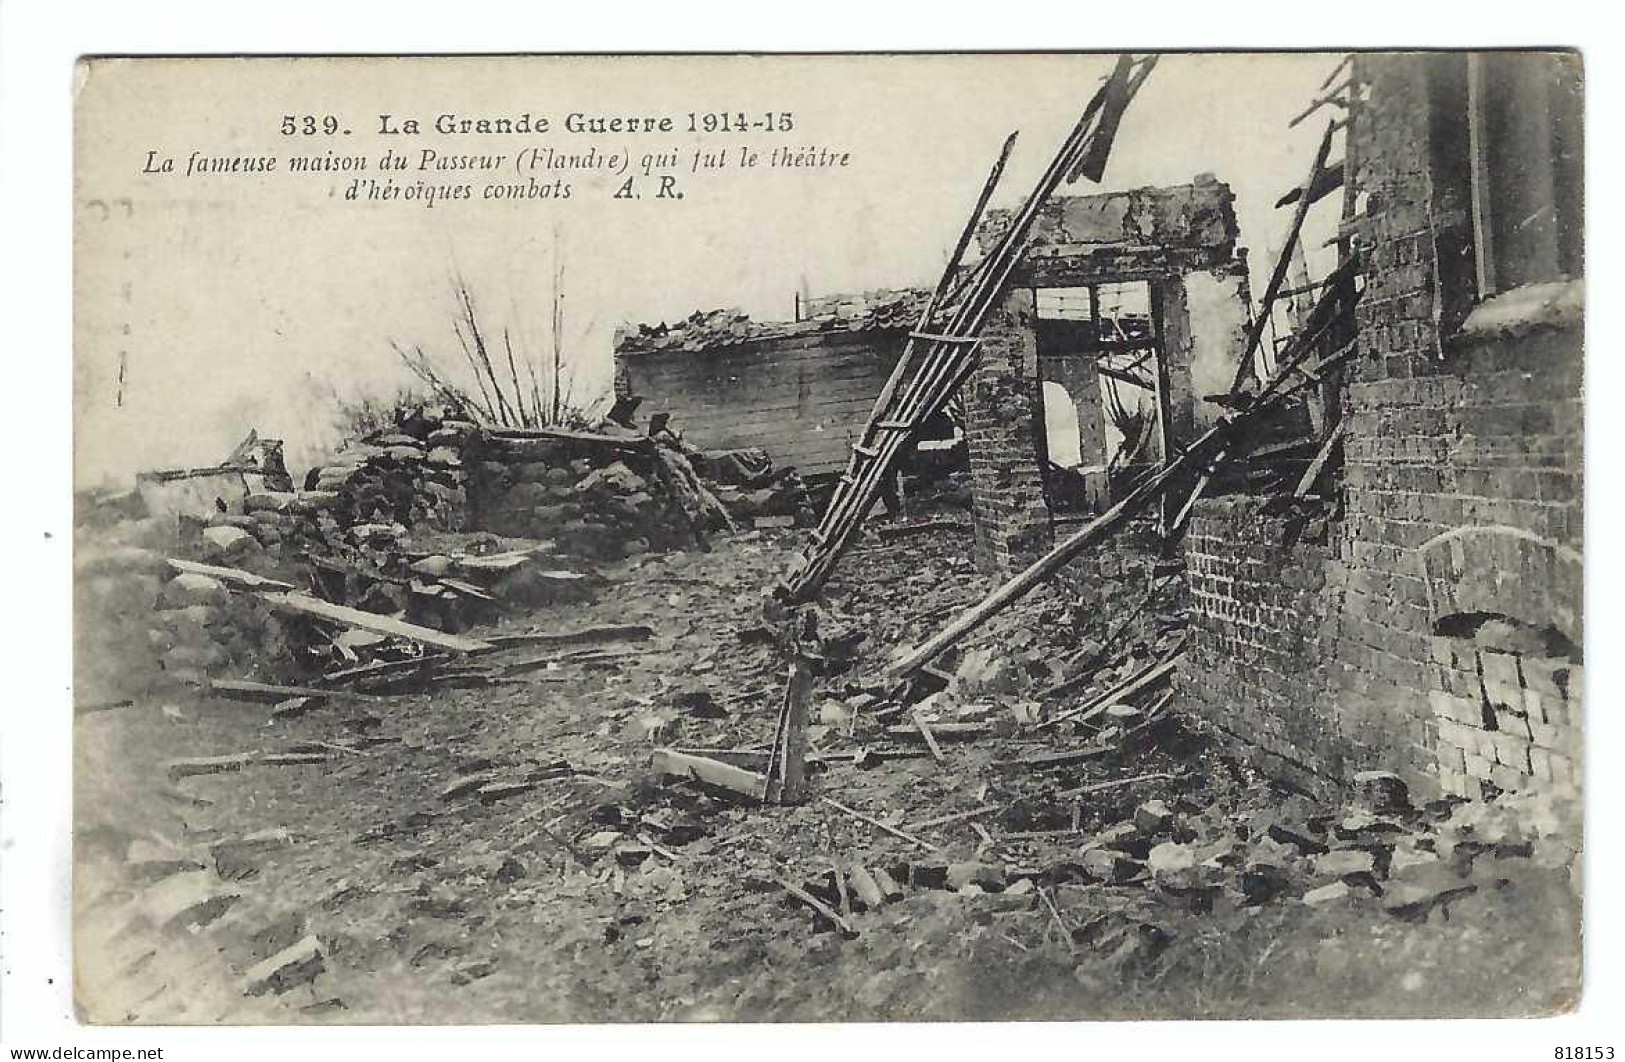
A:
[72, 524, 1582, 1024]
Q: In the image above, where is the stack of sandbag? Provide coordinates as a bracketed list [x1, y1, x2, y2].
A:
[308, 411, 474, 533]
[472, 436, 711, 560]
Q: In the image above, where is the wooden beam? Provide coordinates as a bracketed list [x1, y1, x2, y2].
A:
[766, 648, 816, 804]
[485, 425, 654, 453]
[911, 709, 946, 763]
[1293, 422, 1346, 498]
[475, 624, 654, 654]
[651, 749, 768, 801]
[1228, 119, 1337, 394]
[166, 558, 297, 592]
[886, 444, 1207, 680]
[317, 655, 448, 688]
[1002, 743, 1114, 769]
[1038, 651, 1181, 730]
[256, 591, 492, 653]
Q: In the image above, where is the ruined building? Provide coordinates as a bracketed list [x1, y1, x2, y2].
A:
[615, 52, 1581, 806]
[613, 290, 935, 478]
[1178, 52, 1582, 801]
[956, 52, 1582, 803]
[959, 175, 1252, 577]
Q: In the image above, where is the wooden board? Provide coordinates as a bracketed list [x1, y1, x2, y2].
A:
[256, 591, 492, 653]
[167, 558, 297, 592]
[650, 749, 767, 801]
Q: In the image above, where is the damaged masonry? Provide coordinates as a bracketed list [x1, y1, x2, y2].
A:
[73, 52, 1582, 1023]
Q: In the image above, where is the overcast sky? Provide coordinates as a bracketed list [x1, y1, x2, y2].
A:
[74, 52, 1347, 487]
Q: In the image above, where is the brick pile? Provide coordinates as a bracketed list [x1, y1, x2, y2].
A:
[1428, 627, 1582, 801]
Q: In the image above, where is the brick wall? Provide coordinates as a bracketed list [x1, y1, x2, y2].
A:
[1179, 496, 1343, 795]
[1178, 53, 1584, 800]
[965, 288, 1054, 577]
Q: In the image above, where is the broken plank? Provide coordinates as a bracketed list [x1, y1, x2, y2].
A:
[477, 624, 655, 654]
[872, 866, 906, 901]
[773, 875, 857, 937]
[166, 558, 296, 592]
[204, 679, 344, 704]
[1293, 422, 1346, 498]
[651, 749, 768, 801]
[256, 591, 491, 653]
[911, 709, 946, 763]
[904, 804, 1000, 832]
[437, 577, 496, 601]
[316, 655, 448, 688]
[1055, 771, 1181, 800]
[847, 864, 887, 908]
[243, 935, 325, 997]
[1000, 743, 1114, 769]
[884, 721, 991, 743]
[167, 753, 258, 782]
[452, 554, 532, 576]
[818, 796, 942, 853]
[486, 425, 654, 453]
[1038, 644, 1184, 730]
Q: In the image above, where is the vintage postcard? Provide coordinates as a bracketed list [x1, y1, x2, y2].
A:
[73, 51, 1583, 1024]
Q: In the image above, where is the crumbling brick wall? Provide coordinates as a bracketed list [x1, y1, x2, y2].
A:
[964, 178, 1251, 581]
[1054, 517, 1182, 655]
[1178, 53, 1584, 801]
[965, 288, 1053, 577]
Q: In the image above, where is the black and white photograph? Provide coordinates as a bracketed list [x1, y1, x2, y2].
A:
[27, 37, 1598, 1041]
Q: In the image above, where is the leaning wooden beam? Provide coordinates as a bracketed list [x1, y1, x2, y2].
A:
[777, 55, 1157, 605]
[651, 749, 768, 801]
[1227, 119, 1337, 394]
[886, 446, 1209, 681]
[1288, 84, 1351, 129]
[1293, 422, 1347, 498]
[858, 130, 1018, 446]
[256, 591, 492, 653]
[885, 271, 1364, 683]
[911, 709, 946, 763]
[1170, 446, 1230, 536]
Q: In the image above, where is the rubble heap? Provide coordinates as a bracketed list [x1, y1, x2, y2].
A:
[75, 402, 813, 702]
